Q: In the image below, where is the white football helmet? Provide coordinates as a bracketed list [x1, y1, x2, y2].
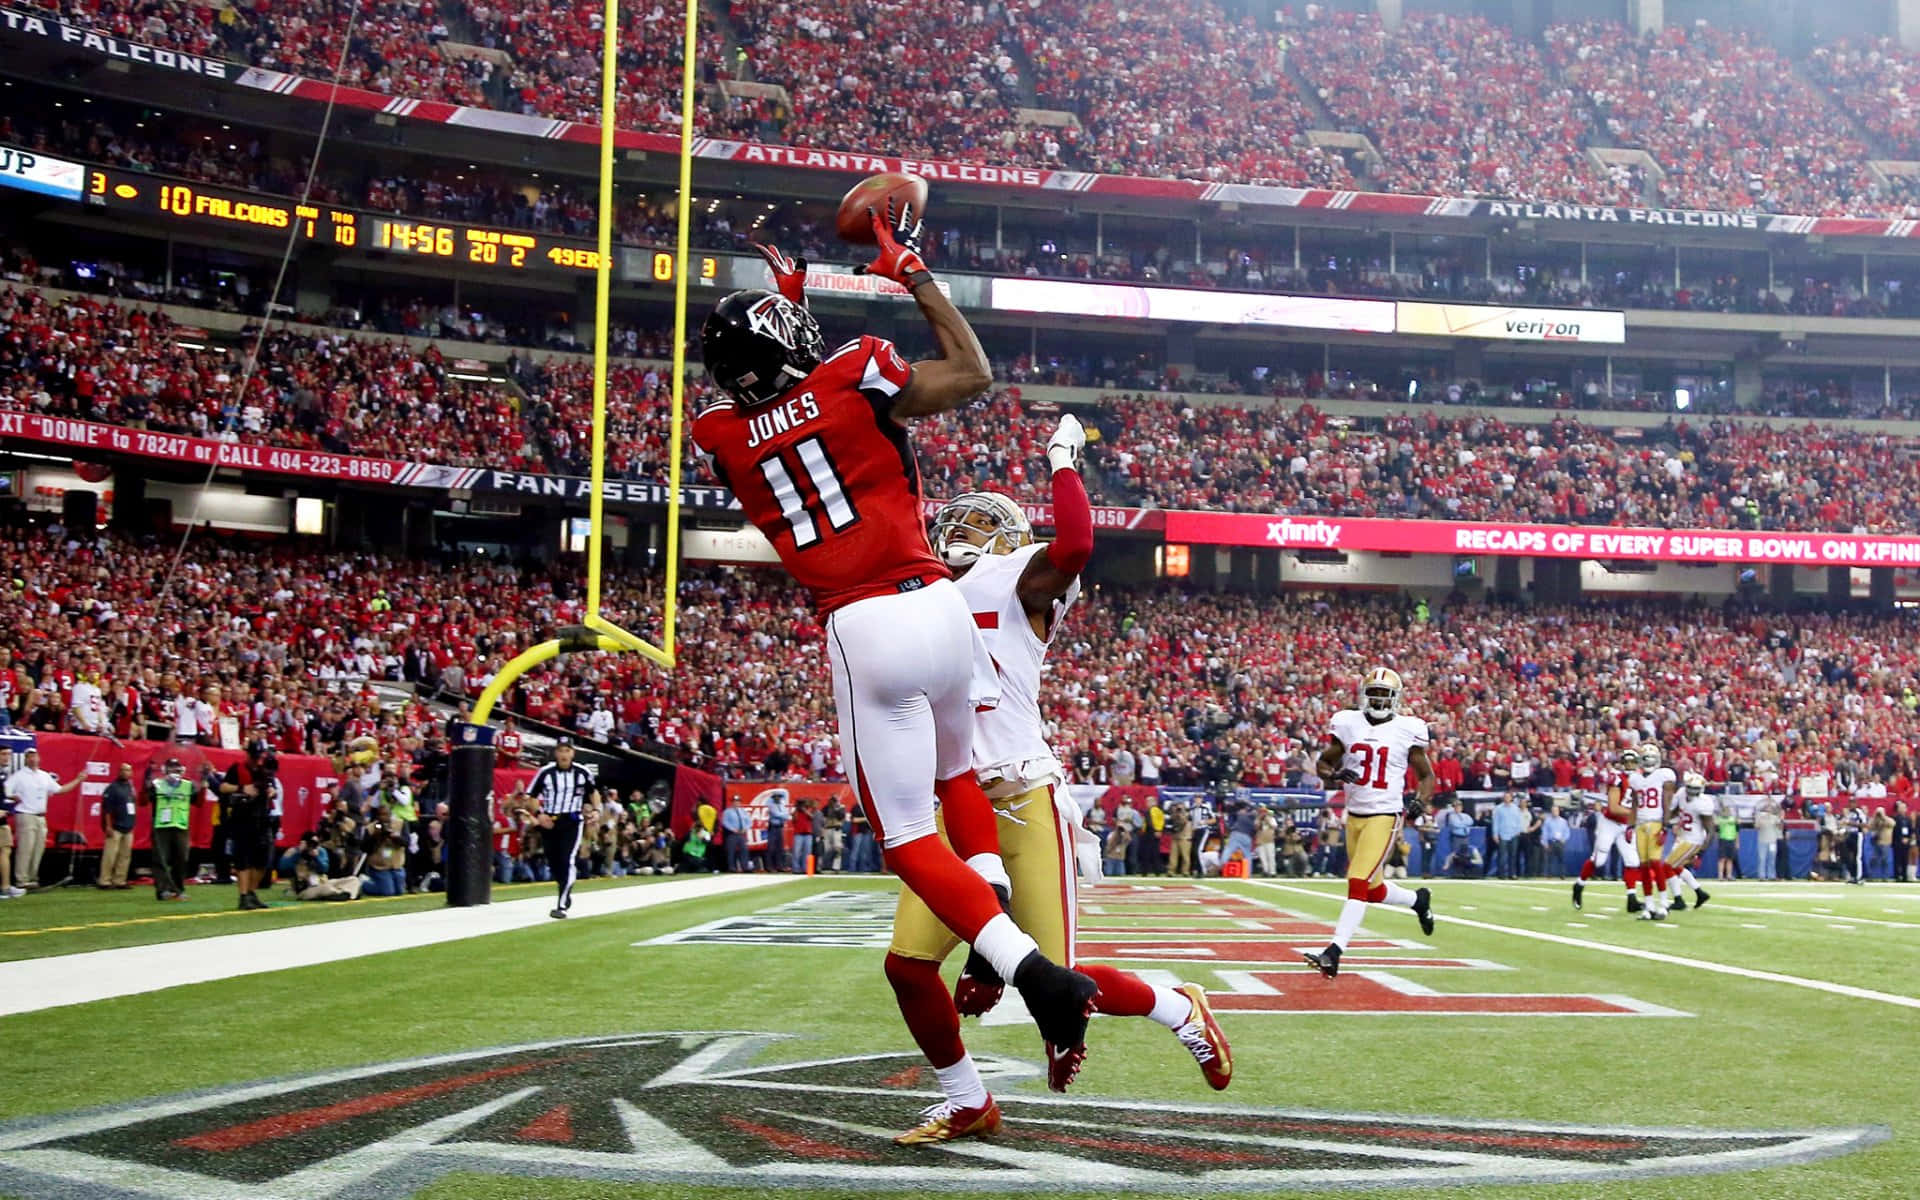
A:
[1618, 746, 1643, 772]
[930, 492, 1032, 568]
[1359, 667, 1403, 719]
[1683, 771, 1706, 795]
[1638, 743, 1663, 771]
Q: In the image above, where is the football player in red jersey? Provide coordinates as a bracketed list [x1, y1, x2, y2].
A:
[694, 203, 1098, 1063]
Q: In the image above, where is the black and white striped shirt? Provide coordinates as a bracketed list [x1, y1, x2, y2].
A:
[529, 763, 596, 816]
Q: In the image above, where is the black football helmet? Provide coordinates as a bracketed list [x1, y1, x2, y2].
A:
[701, 289, 825, 406]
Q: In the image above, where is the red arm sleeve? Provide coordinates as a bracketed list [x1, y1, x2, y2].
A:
[1046, 466, 1093, 575]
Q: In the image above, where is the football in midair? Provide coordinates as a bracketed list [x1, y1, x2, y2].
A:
[835, 172, 930, 246]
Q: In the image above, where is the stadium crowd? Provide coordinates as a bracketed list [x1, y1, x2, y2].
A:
[1807, 37, 1920, 163]
[1543, 21, 1905, 218]
[17, 99, 1920, 330]
[17, 1, 1920, 214]
[4, 513, 1916, 845]
[9, 286, 1920, 534]
[1292, 11, 1636, 206]
[1014, 0, 1353, 186]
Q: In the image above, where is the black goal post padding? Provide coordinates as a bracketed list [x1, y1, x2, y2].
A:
[446, 722, 497, 907]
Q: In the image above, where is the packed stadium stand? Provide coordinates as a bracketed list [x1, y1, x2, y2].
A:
[18, 1, 1920, 213]
[1292, 12, 1633, 206]
[9, 284, 1920, 533]
[4, 513, 1913, 805]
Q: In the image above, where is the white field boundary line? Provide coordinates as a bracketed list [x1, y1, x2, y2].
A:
[1440, 880, 1860, 900]
[1261, 879, 1915, 925]
[0, 874, 796, 1016]
[1239, 880, 1920, 1012]
[1701, 903, 1920, 930]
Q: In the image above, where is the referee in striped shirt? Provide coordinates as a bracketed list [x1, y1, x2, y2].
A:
[529, 738, 597, 918]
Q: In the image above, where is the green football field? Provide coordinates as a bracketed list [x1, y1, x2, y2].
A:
[0, 872, 1913, 1199]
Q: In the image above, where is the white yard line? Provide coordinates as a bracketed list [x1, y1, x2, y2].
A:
[0, 874, 794, 1016]
[1240, 880, 1920, 1012]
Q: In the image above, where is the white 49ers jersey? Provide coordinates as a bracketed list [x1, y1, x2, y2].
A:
[1328, 709, 1430, 816]
[957, 543, 1079, 785]
[1673, 793, 1717, 845]
[1628, 768, 1676, 825]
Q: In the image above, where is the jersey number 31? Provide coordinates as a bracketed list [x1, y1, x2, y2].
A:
[1349, 743, 1393, 789]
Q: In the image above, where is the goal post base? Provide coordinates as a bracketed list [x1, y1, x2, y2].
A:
[447, 722, 498, 907]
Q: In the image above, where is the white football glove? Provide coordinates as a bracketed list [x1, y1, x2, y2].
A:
[1046, 413, 1086, 473]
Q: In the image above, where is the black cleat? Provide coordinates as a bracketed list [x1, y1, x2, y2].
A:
[1626, 894, 1643, 914]
[1412, 887, 1436, 936]
[1571, 881, 1584, 910]
[1692, 888, 1710, 909]
[549, 907, 568, 919]
[1302, 944, 1342, 979]
[1669, 894, 1687, 911]
[1013, 952, 1097, 1064]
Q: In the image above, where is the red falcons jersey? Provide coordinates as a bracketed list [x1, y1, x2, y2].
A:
[693, 335, 948, 616]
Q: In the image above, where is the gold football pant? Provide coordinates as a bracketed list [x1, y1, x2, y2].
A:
[891, 784, 1074, 965]
[1664, 835, 1706, 870]
[1634, 823, 1665, 866]
[1345, 812, 1404, 887]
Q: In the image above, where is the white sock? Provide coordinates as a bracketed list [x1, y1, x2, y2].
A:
[1381, 882, 1418, 908]
[972, 912, 1039, 982]
[965, 852, 1011, 896]
[1666, 875, 1682, 898]
[1331, 897, 1367, 950]
[1680, 868, 1698, 891]
[934, 1053, 989, 1109]
[1147, 985, 1192, 1030]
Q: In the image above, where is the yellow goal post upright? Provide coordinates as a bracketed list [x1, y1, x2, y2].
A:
[446, 0, 697, 906]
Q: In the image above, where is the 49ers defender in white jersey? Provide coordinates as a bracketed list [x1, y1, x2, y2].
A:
[882, 417, 1232, 1145]
[1304, 668, 1438, 980]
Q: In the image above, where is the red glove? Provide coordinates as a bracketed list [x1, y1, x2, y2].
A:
[753, 243, 808, 306]
[854, 200, 932, 289]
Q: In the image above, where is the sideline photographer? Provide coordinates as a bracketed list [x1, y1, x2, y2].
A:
[219, 742, 280, 911]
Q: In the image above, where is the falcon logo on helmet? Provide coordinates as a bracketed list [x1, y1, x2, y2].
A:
[700, 289, 826, 407]
[930, 492, 1033, 568]
[1359, 667, 1402, 719]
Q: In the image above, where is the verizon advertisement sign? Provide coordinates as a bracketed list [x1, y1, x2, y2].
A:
[1396, 302, 1626, 345]
[1166, 512, 1920, 567]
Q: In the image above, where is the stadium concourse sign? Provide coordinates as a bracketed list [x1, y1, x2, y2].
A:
[0, 1032, 1881, 1197]
[1167, 511, 1920, 567]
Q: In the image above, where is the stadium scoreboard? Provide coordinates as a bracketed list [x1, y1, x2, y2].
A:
[82, 168, 719, 284]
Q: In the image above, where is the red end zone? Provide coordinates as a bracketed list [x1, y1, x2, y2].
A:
[1072, 885, 1690, 1019]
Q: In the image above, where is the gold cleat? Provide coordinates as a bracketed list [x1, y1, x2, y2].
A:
[894, 1097, 1003, 1145]
[1173, 984, 1234, 1090]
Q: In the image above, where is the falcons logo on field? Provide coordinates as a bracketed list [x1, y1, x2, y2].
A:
[0, 1033, 1883, 1197]
[745, 294, 806, 350]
